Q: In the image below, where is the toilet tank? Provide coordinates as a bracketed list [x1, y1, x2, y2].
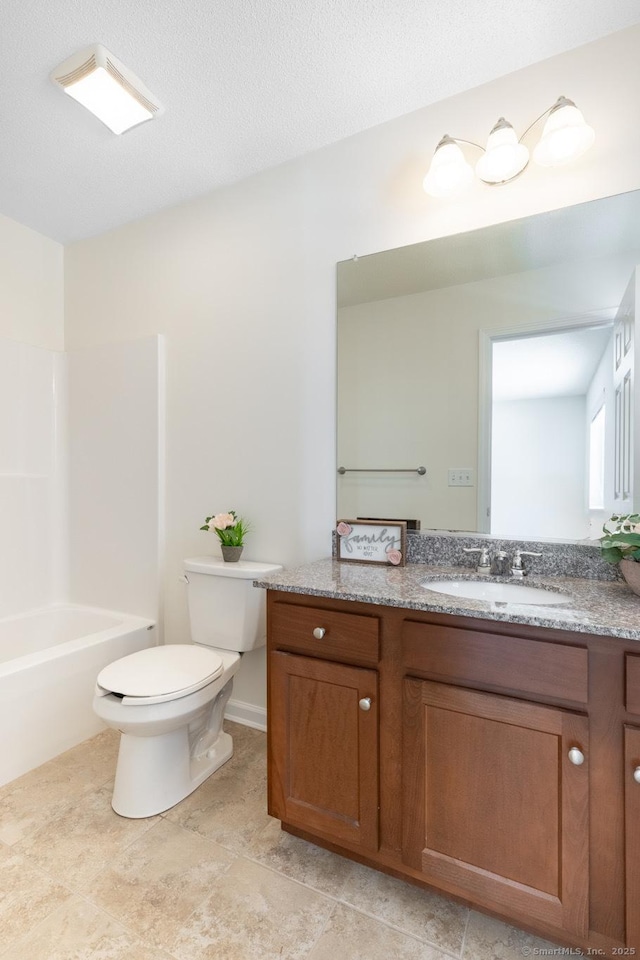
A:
[183, 558, 282, 652]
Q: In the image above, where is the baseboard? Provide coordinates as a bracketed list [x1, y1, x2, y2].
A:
[224, 698, 267, 732]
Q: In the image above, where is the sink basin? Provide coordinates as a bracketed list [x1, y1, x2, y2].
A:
[420, 579, 572, 605]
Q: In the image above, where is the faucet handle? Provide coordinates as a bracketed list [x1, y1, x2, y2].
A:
[514, 549, 542, 562]
[511, 549, 542, 576]
[463, 546, 491, 570]
[463, 546, 489, 560]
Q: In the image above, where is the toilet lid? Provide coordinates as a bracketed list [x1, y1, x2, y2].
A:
[96, 645, 224, 704]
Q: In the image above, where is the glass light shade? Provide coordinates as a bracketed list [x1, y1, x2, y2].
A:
[423, 137, 473, 198]
[64, 67, 153, 135]
[533, 99, 595, 167]
[475, 120, 529, 185]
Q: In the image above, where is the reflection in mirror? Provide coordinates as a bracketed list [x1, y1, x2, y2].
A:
[488, 324, 613, 540]
[337, 191, 640, 542]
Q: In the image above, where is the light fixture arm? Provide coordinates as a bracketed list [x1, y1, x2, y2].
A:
[517, 96, 574, 144]
[439, 98, 576, 153]
[437, 134, 485, 154]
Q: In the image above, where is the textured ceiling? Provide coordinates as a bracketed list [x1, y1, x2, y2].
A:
[1, 0, 639, 244]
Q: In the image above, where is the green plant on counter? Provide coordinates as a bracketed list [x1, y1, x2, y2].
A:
[599, 513, 640, 564]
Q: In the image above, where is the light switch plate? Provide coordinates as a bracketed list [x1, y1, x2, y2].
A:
[448, 468, 474, 487]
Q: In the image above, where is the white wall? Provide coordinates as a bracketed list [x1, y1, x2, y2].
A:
[0, 332, 164, 624]
[0, 216, 66, 619]
[0, 339, 67, 618]
[64, 26, 640, 714]
[67, 336, 164, 622]
[491, 396, 587, 539]
[0, 213, 64, 350]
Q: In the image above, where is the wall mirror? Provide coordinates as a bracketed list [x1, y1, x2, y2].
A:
[337, 190, 640, 542]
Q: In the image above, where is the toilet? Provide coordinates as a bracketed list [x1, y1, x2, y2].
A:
[93, 557, 282, 818]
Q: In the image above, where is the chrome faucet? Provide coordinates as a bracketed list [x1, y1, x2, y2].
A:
[463, 546, 543, 577]
[510, 549, 542, 578]
[490, 550, 510, 577]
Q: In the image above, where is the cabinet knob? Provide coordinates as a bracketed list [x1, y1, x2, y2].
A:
[312, 627, 326, 640]
[634, 766, 640, 784]
[359, 697, 372, 711]
[568, 747, 585, 766]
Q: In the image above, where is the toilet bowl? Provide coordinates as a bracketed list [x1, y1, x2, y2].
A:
[93, 558, 282, 818]
[94, 645, 241, 817]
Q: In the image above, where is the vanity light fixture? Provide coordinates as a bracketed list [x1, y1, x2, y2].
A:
[51, 44, 164, 135]
[423, 96, 594, 198]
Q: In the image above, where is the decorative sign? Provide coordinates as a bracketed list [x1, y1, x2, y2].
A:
[336, 519, 407, 566]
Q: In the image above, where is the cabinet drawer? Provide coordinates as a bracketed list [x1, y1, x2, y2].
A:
[402, 620, 588, 704]
[270, 601, 379, 665]
[626, 655, 640, 715]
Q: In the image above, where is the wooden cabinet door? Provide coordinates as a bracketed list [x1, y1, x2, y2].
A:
[268, 651, 379, 851]
[625, 726, 640, 949]
[403, 679, 589, 936]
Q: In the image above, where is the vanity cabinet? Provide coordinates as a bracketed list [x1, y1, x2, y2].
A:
[267, 600, 380, 852]
[624, 652, 640, 951]
[266, 591, 639, 955]
[402, 679, 589, 935]
[401, 618, 590, 935]
[625, 726, 640, 951]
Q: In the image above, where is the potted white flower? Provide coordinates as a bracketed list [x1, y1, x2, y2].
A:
[200, 510, 250, 562]
[599, 513, 640, 596]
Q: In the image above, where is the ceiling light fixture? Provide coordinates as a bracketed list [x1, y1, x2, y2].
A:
[423, 96, 594, 198]
[51, 44, 163, 135]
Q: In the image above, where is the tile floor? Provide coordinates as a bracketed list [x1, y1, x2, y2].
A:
[0, 722, 558, 959]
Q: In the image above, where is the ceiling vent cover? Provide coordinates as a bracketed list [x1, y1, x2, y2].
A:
[51, 43, 164, 135]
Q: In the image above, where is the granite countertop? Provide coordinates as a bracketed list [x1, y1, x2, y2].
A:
[254, 558, 640, 641]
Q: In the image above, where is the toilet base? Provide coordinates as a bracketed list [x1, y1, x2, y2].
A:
[112, 727, 234, 818]
[106, 673, 237, 818]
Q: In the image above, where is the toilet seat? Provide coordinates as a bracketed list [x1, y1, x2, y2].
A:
[96, 644, 225, 706]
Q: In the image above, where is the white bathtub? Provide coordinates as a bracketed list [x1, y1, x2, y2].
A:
[0, 604, 156, 787]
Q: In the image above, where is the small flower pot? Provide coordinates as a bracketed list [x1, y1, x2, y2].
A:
[221, 545, 243, 563]
[620, 559, 640, 596]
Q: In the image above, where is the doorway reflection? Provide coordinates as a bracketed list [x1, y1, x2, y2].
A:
[489, 324, 612, 540]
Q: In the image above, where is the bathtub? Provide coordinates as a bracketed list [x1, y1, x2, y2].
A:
[0, 604, 156, 787]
